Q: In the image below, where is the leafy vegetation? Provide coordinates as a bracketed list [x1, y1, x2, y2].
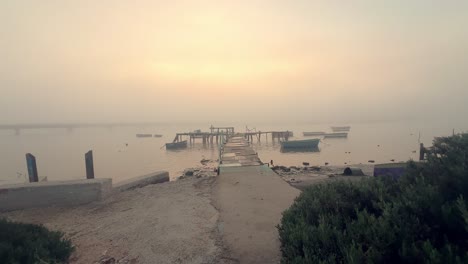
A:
[0, 218, 74, 264]
[278, 134, 468, 263]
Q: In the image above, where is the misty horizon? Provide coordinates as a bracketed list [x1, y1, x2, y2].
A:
[2, 1, 468, 125]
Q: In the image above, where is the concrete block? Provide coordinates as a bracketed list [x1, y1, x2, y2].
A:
[0, 178, 112, 212]
[113, 171, 169, 192]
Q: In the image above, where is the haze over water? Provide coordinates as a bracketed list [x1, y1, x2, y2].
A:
[1, 120, 466, 185]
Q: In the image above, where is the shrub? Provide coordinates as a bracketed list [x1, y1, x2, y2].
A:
[278, 134, 468, 264]
[0, 218, 74, 264]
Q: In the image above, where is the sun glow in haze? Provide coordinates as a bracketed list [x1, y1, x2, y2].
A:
[150, 60, 301, 83]
[1, 0, 468, 123]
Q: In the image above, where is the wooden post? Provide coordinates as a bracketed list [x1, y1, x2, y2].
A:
[85, 150, 95, 179]
[25, 153, 39, 182]
[419, 143, 425, 161]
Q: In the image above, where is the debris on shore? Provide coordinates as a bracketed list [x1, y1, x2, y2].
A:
[272, 164, 374, 191]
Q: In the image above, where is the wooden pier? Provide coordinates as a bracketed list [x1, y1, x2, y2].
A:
[242, 131, 292, 142]
[172, 126, 293, 144]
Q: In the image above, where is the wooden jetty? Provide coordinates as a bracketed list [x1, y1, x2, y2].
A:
[172, 126, 292, 144]
[219, 136, 262, 167]
[172, 126, 235, 144]
[242, 131, 292, 142]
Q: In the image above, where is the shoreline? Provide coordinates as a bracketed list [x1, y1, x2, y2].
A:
[0, 162, 375, 263]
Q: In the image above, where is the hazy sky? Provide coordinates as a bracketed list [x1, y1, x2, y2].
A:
[1, 0, 468, 124]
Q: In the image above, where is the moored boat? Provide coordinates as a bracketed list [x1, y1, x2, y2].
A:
[280, 138, 320, 149]
[303, 131, 325, 136]
[331, 126, 351, 132]
[166, 140, 188, 149]
[324, 132, 348, 138]
[153, 134, 163, 138]
[136, 134, 153, 138]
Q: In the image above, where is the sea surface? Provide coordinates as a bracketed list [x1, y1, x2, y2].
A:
[1, 120, 465, 185]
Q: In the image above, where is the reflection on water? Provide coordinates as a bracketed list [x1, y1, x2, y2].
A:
[0, 121, 464, 185]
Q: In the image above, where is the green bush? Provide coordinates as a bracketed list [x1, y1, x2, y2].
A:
[278, 134, 468, 264]
[0, 219, 74, 264]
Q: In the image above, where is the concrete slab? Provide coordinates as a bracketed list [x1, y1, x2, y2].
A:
[214, 165, 300, 263]
[113, 171, 169, 191]
[0, 178, 112, 211]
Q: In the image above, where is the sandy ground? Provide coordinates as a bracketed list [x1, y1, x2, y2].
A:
[1, 177, 234, 264]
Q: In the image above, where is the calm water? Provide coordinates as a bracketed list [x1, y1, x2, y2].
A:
[0, 121, 465, 185]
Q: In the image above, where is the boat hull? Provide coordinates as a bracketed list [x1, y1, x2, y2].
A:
[324, 133, 348, 138]
[280, 139, 320, 149]
[166, 140, 188, 149]
[303, 132, 325, 136]
[331, 126, 351, 132]
[136, 134, 153, 138]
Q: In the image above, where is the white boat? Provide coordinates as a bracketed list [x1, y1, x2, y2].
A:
[331, 126, 351, 132]
[136, 134, 152, 138]
[324, 132, 348, 138]
[303, 132, 325, 136]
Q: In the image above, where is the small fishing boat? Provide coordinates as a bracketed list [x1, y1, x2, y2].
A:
[324, 132, 348, 138]
[166, 140, 188, 149]
[280, 138, 320, 149]
[303, 132, 325, 136]
[136, 134, 153, 138]
[331, 126, 351, 132]
[153, 134, 163, 138]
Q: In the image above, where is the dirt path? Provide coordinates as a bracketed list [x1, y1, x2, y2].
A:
[1, 177, 233, 264]
[213, 165, 300, 264]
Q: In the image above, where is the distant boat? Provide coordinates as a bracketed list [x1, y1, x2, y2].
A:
[303, 132, 325, 136]
[280, 138, 320, 149]
[166, 140, 188, 150]
[153, 134, 163, 138]
[324, 132, 348, 138]
[136, 134, 153, 138]
[331, 126, 351, 132]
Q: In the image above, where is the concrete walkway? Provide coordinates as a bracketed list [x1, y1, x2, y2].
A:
[214, 136, 300, 263]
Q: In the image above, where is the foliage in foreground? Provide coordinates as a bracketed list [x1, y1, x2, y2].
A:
[278, 134, 468, 263]
[0, 218, 74, 264]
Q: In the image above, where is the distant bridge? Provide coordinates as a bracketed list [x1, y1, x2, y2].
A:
[0, 122, 165, 135]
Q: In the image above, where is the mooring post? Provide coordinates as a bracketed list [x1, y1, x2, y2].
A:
[25, 153, 39, 182]
[419, 143, 425, 161]
[85, 150, 95, 179]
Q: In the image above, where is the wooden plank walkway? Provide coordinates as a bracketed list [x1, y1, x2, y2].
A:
[219, 136, 263, 168]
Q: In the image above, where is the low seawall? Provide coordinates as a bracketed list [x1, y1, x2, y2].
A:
[113, 171, 169, 191]
[0, 179, 112, 211]
[0, 171, 171, 212]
